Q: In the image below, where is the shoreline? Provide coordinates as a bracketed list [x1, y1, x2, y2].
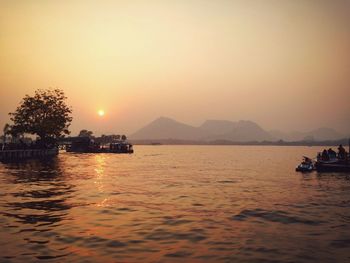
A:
[130, 138, 349, 147]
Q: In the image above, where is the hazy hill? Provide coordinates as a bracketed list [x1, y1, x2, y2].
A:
[199, 120, 236, 135]
[202, 120, 274, 142]
[306, 127, 344, 141]
[269, 127, 344, 141]
[129, 117, 209, 140]
[131, 117, 273, 142]
[131, 117, 345, 142]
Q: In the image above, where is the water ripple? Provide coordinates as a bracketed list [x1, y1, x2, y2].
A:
[232, 208, 323, 225]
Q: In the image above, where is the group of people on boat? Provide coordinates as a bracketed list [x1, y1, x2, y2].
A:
[318, 145, 348, 162]
[296, 144, 349, 172]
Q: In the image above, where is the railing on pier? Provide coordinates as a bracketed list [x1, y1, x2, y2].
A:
[0, 148, 59, 161]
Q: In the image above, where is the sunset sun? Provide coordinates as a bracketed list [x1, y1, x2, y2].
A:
[98, 110, 105, 117]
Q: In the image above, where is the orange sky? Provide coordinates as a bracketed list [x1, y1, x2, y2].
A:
[1, 0, 349, 136]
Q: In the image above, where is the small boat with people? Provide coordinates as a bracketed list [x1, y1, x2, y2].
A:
[66, 137, 133, 154]
[295, 156, 314, 172]
[296, 141, 350, 173]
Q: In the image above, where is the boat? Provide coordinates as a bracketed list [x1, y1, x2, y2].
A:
[315, 157, 350, 172]
[66, 137, 133, 154]
[296, 156, 315, 172]
[108, 142, 134, 154]
[297, 139, 350, 173]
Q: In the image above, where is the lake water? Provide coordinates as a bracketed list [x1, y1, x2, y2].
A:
[0, 146, 349, 262]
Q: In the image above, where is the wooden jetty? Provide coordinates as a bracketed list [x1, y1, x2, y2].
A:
[0, 148, 58, 162]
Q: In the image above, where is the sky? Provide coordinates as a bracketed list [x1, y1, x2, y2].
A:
[1, 0, 349, 136]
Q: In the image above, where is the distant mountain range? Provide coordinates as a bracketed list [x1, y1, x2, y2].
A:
[268, 127, 344, 142]
[130, 117, 346, 142]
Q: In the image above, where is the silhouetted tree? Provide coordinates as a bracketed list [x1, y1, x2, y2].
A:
[2, 123, 10, 143]
[93, 134, 129, 144]
[9, 89, 72, 143]
[78, 129, 94, 138]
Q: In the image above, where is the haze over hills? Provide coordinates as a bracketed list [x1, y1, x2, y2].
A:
[130, 117, 346, 142]
[129, 117, 208, 141]
[269, 127, 344, 142]
[201, 120, 274, 142]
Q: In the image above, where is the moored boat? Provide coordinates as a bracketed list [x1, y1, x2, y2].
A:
[108, 142, 134, 154]
[66, 137, 133, 154]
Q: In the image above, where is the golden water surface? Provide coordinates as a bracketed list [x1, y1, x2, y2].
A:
[0, 146, 349, 262]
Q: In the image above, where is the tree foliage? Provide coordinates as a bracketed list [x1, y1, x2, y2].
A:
[78, 129, 94, 138]
[93, 134, 126, 144]
[9, 89, 73, 140]
[2, 123, 10, 144]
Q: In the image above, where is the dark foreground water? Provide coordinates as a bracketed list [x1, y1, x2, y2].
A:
[0, 146, 350, 262]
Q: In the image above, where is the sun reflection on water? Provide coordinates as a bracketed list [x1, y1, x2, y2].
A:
[93, 155, 111, 207]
